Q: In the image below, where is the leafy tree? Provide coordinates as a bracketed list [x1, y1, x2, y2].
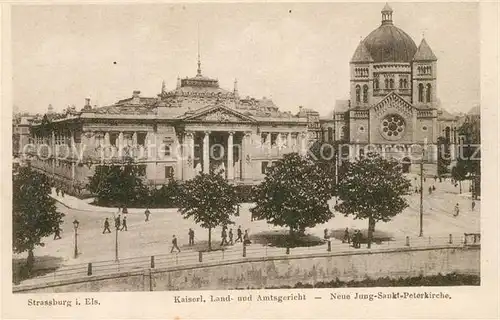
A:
[177, 172, 237, 250]
[451, 160, 467, 194]
[87, 157, 149, 207]
[437, 136, 451, 176]
[251, 153, 334, 239]
[307, 140, 338, 194]
[335, 153, 411, 248]
[13, 166, 64, 272]
[150, 179, 183, 208]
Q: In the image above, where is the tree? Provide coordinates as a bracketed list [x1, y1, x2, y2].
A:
[451, 161, 467, 194]
[307, 140, 338, 194]
[437, 136, 451, 176]
[335, 153, 411, 248]
[251, 153, 334, 239]
[87, 157, 149, 207]
[177, 172, 237, 251]
[13, 166, 64, 272]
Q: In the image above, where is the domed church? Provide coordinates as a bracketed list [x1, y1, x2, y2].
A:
[332, 3, 457, 174]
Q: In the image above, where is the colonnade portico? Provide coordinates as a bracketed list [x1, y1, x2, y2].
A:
[181, 129, 241, 181]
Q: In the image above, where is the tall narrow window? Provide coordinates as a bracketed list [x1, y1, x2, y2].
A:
[399, 78, 403, 88]
[355, 85, 361, 103]
[385, 78, 389, 89]
[374, 78, 379, 90]
[363, 85, 368, 103]
[403, 79, 408, 89]
[328, 127, 333, 142]
[426, 84, 432, 102]
[389, 79, 394, 89]
[418, 83, 424, 102]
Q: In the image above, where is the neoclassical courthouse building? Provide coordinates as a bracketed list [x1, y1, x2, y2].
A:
[26, 4, 460, 193]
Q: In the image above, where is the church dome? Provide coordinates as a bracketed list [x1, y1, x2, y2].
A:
[361, 4, 417, 63]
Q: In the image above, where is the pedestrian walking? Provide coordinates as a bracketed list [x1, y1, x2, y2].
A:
[102, 218, 111, 234]
[472, 200, 476, 211]
[229, 228, 234, 245]
[144, 208, 150, 222]
[432, 185, 436, 191]
[61, 189, 65, 197]
[428, 186, 432, 195]
[243, 230, 251, 246]
[120, 216, 128, 231]
[356, 230, 362, 248]
[188, 228, 195, 246]
[170, 235, 181, 253]
[324, 228, 330, 240]
[434, 175, 438, 182]
[352, 230, 358, 248]
[235, 226, 243, 243]
[342, 228, 350, 244]
[453, 203, 460, 217]
[55, 187, 60, 196]
[117, 206, 122, 214]
[220, 227, 228, 246]
[53, 225, 62, 240]
[115, 214, 121, 230]
[439, 176, 442, 183]
[122, 207, 128, 214]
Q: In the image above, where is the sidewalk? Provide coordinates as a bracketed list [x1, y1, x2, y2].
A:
[50, 188, 178, 214]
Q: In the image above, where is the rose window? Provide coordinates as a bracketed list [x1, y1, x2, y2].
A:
[381, 114, 405, 139]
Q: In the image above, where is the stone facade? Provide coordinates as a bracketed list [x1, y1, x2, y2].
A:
[333, 4, 459, 174]
[27, 65, 311, 193]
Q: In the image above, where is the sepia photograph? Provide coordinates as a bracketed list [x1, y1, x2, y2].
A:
[9, 2, 484, 294]
[3, 2, 498, 318]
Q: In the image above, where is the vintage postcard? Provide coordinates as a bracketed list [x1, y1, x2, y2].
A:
[1, 1, 499, 319]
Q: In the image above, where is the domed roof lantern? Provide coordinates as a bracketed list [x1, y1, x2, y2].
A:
[381, 3, 393, 25]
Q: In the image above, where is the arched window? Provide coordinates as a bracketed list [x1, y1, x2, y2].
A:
[363, 85, 368, 103]
[418, 83, 424, 102]
[389, 79, 394, 89]
[355, 85, 361, 103]
[426, 84, 432, 102]
[403, 79, 408, 88]
[374, 78, 379, 90]
[340, 126, 346, 141]
[399, 78, 403, 88]
[327, 127, 333, 142]
[384, 78, 389, 89]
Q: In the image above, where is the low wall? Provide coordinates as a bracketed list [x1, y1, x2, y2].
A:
[14, 245, 480, 293]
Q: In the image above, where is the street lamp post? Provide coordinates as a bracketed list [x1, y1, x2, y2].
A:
[419, 153, 424, 237]
[73, 219, 79, 258]
[115, 218, 119, 262]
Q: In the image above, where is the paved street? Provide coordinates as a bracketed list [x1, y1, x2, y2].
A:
[14, 174, 479, 285]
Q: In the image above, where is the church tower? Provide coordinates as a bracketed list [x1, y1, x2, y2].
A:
[412, 37, 438, 108]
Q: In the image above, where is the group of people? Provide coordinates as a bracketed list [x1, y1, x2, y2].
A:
[342, 228, 363, 249]
[102, 207, 130, 234]
[171, 225, 252, 253]
[54, 187, 65, 198]
[219, 225, 251, 246]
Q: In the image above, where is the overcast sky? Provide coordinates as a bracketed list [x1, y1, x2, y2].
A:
[12, 2, 479, 116]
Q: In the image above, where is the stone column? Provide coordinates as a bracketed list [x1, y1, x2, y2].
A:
[299, 132, 307, 156]
[175, 134, 183, 180]
[70, 130, 75, 159]
[132, 132, 137, 146]
[184, 131, 194, 180]
[105, 132, 110, 146]
[118, 132, 124, 147]
[203, 131, 210, 173]
[242, 131, 253, 181]
[227, 131, 234, 180]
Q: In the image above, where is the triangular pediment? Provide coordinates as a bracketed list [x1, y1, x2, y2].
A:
[182, 104, 257, 123]
[371, 92, 415, 118]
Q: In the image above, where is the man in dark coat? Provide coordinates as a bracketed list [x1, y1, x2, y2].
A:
[235, 226, 243, 243]
[171, 235, 181, 253]
[103, 218, 111, 234]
